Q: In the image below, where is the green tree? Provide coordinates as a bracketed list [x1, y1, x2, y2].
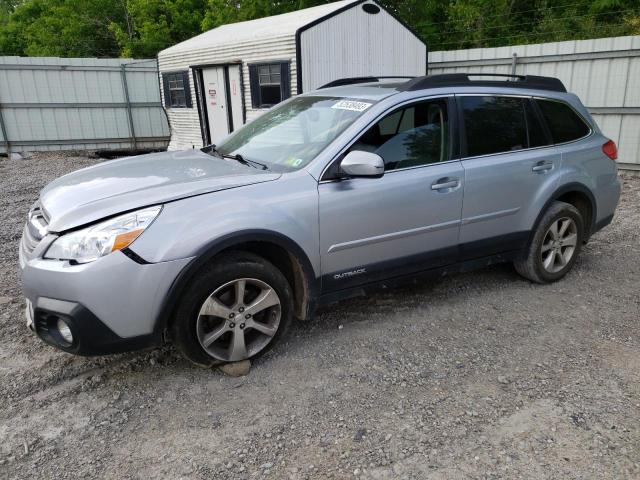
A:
[201, 0, 310, 31]
[400, 0, 640, 51]
[0, 0, 639, 58]
[0, 0, 124, 57]
[110, 0, 207, 58]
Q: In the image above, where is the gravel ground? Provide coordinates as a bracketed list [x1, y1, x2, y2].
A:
[1, 152, 639, 479]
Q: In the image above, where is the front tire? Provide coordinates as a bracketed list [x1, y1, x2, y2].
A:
[171, 252, 294, 366]
[515, 201, 584, 284]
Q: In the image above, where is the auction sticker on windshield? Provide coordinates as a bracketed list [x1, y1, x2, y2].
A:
[331, 100, 372, 112]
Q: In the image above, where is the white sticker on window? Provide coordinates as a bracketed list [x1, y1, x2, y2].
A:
[331, 100, 372, 112]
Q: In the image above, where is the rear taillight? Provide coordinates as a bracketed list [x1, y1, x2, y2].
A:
[602, 140, 618, 161]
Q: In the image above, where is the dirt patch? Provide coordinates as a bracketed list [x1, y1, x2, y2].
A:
[1, 153, 639, 479]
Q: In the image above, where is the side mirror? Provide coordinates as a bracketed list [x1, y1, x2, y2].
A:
[340, 151, 384, 178]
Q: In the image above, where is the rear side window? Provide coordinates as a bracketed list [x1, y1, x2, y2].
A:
[461, 96, 528, 157]
[524, 100, 549, 148]
[535, 99, 590, 144]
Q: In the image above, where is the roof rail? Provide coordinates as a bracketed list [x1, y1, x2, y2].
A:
[318, 76, 416, 89]
[399, 73, 567, 93]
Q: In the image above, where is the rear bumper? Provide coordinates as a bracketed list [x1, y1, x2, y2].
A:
[593, 213, 614, 234]
[594, 175, 621, 234]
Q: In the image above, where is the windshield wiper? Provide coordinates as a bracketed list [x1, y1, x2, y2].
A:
[223, 153, 269, 171]
[202, 144, 224, 157]
[203, 145, 268, 170]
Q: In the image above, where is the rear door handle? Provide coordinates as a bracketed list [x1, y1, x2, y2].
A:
[532, 161, 553, 173]
[431, 178, 460, 191]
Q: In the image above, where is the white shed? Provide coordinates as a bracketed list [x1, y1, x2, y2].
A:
[157, 0, 427, 150]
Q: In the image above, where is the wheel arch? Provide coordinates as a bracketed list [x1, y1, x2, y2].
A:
[530, 182, 597, 247]
[154, 230, 319, 337]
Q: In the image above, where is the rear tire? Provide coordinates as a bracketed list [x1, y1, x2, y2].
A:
[514, 201, 584, 284]
[171, 251, 294, 367]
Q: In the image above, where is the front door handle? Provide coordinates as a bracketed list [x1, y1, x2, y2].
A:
[532, 161, 553, 173]
[431, 178, 460, 191]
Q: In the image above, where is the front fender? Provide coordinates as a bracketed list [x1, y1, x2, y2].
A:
[149, 229, 320, 335]
[129, 173, 320, 275]
[128, 173, 321, 335]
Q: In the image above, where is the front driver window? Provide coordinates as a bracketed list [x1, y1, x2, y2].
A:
[349, 99, 449, 171]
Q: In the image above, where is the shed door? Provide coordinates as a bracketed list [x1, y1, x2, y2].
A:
[201, 65, 244, 145]
[202, 66, 229, 144]
[227, 65, 244, 131]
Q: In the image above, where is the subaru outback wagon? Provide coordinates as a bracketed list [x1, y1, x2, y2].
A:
[20, 73, 620, 365]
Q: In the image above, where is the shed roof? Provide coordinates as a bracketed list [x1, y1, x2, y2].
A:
[161, 0, 359, 55]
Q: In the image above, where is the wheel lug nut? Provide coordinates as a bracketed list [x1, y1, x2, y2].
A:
[240, 323, 245, 329]
[245, 314, 251, 319]
[229, 313, 235, 319]
[239, 307, 244, 313]
[229, 322, 235, 328]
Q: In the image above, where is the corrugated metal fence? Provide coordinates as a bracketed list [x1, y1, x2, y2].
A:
[2, 37, 639, 161]
[0, 57, 170, 154]
[429, 35, 640, 170]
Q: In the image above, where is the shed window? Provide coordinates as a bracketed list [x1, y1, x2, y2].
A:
[162, 71, 192, 108]
[249, 62, 291, 109]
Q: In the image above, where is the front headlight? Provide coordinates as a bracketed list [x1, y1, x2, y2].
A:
[44, 206, 162, 264]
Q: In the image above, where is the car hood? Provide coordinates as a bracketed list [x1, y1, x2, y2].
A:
[40, 149, 281, 232]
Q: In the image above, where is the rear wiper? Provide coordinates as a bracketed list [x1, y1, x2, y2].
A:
[223, 153, 269, 171]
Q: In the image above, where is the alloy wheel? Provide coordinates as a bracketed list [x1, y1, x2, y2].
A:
[196, 278, 281, 362]
[540, 217, 578, 274]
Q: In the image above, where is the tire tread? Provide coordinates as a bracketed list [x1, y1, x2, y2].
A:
[170, 251, 293, 367]
[514, 201, 583, 284]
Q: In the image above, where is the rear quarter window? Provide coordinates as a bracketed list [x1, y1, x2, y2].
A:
[535, 99, 591, 144]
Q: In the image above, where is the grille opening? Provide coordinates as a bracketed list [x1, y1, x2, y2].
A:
[23, 204, 50, 253]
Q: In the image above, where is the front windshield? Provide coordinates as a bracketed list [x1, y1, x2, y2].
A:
[214, 96, 376, 171]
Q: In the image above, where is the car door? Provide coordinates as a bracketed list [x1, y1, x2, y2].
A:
[457, 94, 560, 259]
[318, 97, 464, 293]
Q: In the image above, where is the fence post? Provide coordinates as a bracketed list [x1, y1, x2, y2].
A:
[511, 53, 518, 75]
[120, 64, 137, 151]
[0, 102, 10, 155]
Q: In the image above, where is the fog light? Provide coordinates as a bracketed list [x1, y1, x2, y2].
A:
[56, 318, 73, 344]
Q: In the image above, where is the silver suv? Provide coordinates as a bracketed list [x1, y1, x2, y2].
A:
[20, 74, 620, 365]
